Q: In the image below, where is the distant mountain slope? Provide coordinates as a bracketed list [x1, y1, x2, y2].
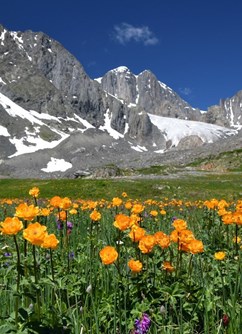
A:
[0, 24, 241, 178]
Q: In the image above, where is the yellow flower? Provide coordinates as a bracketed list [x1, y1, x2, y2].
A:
[150, 210, 158, 217]
[113, 213, 131, 231]
[125, 201, 132, 210]
[0, 217, 23, 235]
[157, 234, 171, 249]
[23, 222, 47, 246]
[69, 208, 78, 215]
[41, 233, 59, 249]
[29, 187, 40, 198]
[233, 236, 241, 244]
[90, 210, 101, 221]
[128, 259, 143, 273]
[214, 251, 226, 261]
[15, 203, 39, 221]
[39, 208, 51, 217]
[112, 197, 123, 207]
[99, 246, 118, 265]
[122, 192, 128, 198]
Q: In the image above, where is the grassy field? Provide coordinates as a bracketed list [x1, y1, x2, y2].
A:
[0, 171, 241, 201]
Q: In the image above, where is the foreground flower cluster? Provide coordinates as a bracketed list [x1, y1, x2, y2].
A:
[0, 189, 241, 333]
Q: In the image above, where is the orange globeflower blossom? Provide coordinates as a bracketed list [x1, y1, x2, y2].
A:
[39, 208, 51, 217]
[125, 201, 132, 210]
[172, 219, 187, 231]
[131, 203, 145, 215]
[154, 231, 166, 243]
[23, 222, 47, 246]
[130, 214, 141, 226]
[232, 212, 242, 225]
[128, 259, 143, 273]
[0, 217, 23, 235]
[222, 213, 234, 225]
[113, 213, 131, 231]
[49, 196, 62, 208]
[41, 233, 59, 249]
[112, 197, 123, 207]
[15, 203, 39, 221]
[157, 234, 171, 249]
[90, 210, 101, 221]
[122, 192, 128, 198]
[69, 208, 78, 215]
[59, 197, 72, 210]
[160, 209, 166, 215]
[188, 239, 204, 254]
[214, 251, 226, 261]
[58, 210, 67, 221]
[29, 187, 40, 198]
[128, 226, 146, 242]
[204, 199, 219, 209]
[162, 261, 175, 273]
[99, 246, 118, 265]
[150, 210, 158, 217]
[138, 235, 156, 254]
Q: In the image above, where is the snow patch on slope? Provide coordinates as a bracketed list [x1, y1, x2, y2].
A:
[99, 109, 124, 139]
[148, 113, 237, 147]
[41, 157, 72, 172]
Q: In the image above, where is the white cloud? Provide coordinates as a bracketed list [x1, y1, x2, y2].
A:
[179, 87, 192, 96]
[113, 23, 159, 46]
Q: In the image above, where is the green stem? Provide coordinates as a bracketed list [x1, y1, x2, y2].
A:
[33, 245, 41, 321]
[13, 235, 21, 325]
[50, 249, 55, 281]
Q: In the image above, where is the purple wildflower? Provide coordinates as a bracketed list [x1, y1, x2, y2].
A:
[134, 313, 151, 334]
[4, 252, 12, 257]
[57, 219, 64, 230]
[69, 251, 75, 260]
[67, 221, 73, 230]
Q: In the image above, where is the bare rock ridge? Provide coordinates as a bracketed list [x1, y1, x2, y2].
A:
[0, 24, 241, 178]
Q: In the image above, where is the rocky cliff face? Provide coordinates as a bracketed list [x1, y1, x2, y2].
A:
[97, 66, 202, 120]
[206, 90, 242, 127]
[0, 24, 241, 178]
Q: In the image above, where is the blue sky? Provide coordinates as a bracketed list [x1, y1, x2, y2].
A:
[1, 0, 242, 110]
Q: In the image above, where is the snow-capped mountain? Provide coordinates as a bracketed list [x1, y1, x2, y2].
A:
[0, 24, 241, 178]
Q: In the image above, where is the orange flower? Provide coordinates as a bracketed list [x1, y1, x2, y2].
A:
[160, 209, 166, 215]
[69, 208, 78, 215]
[157, 234, 171, 249]
[23, 222, 47, 246]
[49, 196, 62, 208]
[150, 210, 158, 217]
[162, 261, 175, 272]
[112, 197, 123, 207]
[172, 219, 187, 231]
[29, 187, 40, 198]
[131, 203, 145, 214]
[122, 192, 128, 198]
[188, 239, 204, 254]
[125, 201, 132, 210]
[41, 233, 59, 249]
[222, 213, 234, 225]
[99, 246, 118, 265]
[128, 226, 146, 242]
[15, 203, 39, 221]
[113, 213, 131, 231]
[214, 251, 226, 261]
[0, 217, 23, 235]
[39, 208, 50, 217]
[58, 210, 67, 221]
[128, 259, 143, 273]
[154, 231, 166, 243]
[59, 197, 72, 210]
[138, 235, 156, 254]
[90, 210, 101, 221]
